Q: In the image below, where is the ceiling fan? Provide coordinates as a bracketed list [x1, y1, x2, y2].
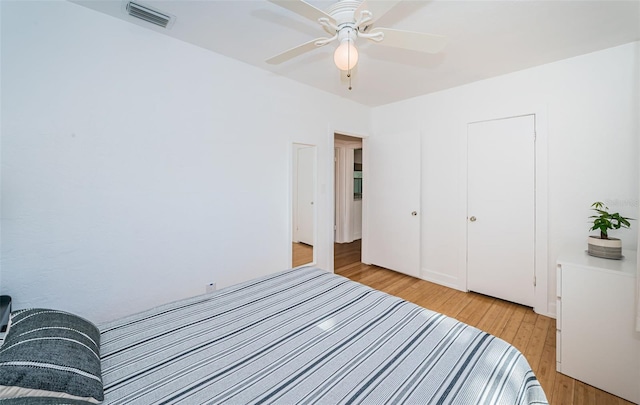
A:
[265, 0, 446, 88]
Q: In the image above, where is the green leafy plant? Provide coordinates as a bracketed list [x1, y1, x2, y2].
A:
[589, 201, 633, 239]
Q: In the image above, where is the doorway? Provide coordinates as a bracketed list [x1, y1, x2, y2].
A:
[466, 115, 535, 307]
[334, 134, 363, 268]
[292, 143, 316, 268]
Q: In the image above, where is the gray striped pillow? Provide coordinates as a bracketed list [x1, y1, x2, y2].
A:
[0, 309, 102, 404]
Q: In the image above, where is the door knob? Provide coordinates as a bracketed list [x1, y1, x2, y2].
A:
[469, 216, 476, 222]
[411, 211, 418, 216]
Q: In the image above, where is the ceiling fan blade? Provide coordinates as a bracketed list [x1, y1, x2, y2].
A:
[369, 28, 447, 53]
[268, 0, 336, 24]
[266, 38, 330, 65]
[355, 0, 403, 26]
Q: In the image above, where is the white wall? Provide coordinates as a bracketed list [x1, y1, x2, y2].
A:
[2, 1, 636, 324]
[371, 42, 639, 316]
[0, 1, 369, 323]
[637, 50, 640, 332]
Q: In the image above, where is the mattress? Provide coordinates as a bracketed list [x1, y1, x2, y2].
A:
[99, 267, 548, 404]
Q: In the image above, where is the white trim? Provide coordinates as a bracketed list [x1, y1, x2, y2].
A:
[547, 301, 556, 319]
[361, 136, 371, 265]
[421, 268, 466, 292]
[334, 146, 345, 243]
[534, 107, 550, 317]
[334, 140, 362, 244]
[325, 127, 336, 273]
[459, 105, 550, 316]
[288, 142, 294, 269]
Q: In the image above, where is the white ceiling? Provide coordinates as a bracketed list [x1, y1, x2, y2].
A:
[72, 0, 640, 107]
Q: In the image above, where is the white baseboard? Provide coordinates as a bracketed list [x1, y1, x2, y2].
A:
[545, 301, 557, 319]
[421, 268, 558, 319]
[420, 268, 465, 292]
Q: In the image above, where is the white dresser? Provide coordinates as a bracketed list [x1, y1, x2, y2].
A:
[556, 250, 640, 403]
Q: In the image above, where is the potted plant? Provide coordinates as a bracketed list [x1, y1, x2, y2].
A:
[588, 201, 633, 259]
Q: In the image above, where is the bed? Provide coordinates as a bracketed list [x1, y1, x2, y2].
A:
[0, 267, 548, 404]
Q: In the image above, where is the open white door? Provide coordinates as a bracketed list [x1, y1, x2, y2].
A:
[296, 146, 315, 246]
[364, 131, 420, 277]
[467, 115, 535, 307]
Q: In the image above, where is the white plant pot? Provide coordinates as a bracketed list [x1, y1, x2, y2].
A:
[587, 236, 622, 259]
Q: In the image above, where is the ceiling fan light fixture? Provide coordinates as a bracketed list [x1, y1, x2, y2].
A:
[333, 38, 358, 71]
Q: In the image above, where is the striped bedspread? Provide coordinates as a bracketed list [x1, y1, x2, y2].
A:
[99, 267, 548, 404]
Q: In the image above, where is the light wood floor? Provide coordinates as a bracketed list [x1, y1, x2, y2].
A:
[292, 242, 313, 268]
[334, 240, 635, 405]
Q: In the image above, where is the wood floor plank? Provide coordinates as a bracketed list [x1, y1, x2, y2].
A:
[438, 290, 474, 319]
[594, 388, 621, 405]
[422, 284, 458, 306]
[456, 293, 496, 328]
[595, 391, 638, 405]
[292, 242, 313, 268]
[574, 381, 596, 405]
[511, 318, 535, 354]
[525, 315, 551, 371]
[548, 319, 557, 346]
[418, 285, 458, 314]
[497, 305, 527, 345]
[537, 342, 557, 402]
[347, 266, 386, 283]
[379, 274, 418, 297]
[334, 262, 365, 277]
[395, 280, 442, 306]
[552, 373, 575, 405]
[333, 240, 634, 405]
[483, 301, 516, 337]
[396, 287, 432, 306]
[365, 269, 401, 290]
[535, 318, 559, 401]
[522, 308, 539, 325]
[475, 299, 509, 333]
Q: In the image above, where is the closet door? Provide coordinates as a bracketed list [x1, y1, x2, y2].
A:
[467, 115, 535, 306]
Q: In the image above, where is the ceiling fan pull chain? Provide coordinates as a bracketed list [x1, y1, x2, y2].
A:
[347, 35, 353, 91]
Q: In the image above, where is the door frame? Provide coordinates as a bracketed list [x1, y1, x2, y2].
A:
[290, 142, 317, 268]
[325, 127, 367, 273]
[334, 139, 362, 243]
[459, 106, 550, 317]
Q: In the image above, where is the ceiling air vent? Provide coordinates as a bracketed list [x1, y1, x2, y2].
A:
[124, 1, 175, 29]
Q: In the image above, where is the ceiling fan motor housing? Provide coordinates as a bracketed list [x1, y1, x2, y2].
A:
[327, 1, 361, 24]
[327, 0, 362, 39]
